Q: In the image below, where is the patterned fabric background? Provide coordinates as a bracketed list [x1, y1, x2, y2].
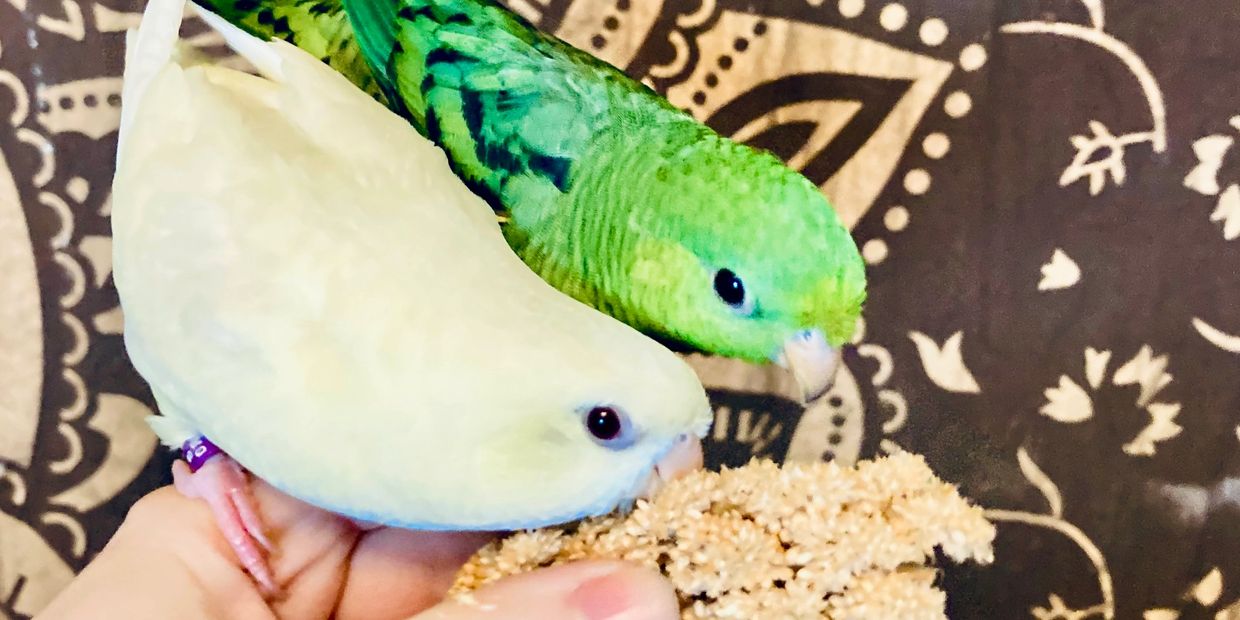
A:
[2, 0, 1238, 617]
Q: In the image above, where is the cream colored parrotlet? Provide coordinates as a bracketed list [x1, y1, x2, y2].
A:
[111, 0, 711, 594]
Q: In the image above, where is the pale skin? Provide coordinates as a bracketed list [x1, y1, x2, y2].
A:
[154, 434, 702, 595]
[36, 468, 681, 620]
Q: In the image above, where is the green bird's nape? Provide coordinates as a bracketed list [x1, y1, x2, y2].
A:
[194, 0, 868, 402]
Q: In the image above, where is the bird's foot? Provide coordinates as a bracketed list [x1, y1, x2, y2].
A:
[172, 437, 278, 597]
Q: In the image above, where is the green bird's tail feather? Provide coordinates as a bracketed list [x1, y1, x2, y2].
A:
[192, 0, 607, 212]
[192, 0, 557, 132]
[340, 0, 551, 128]
[195, 0, 682, 222]
[340, 0, 689, 220]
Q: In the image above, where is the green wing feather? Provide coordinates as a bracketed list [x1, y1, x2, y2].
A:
[193, 0, 683, 215]
[343, 0, 635, 208]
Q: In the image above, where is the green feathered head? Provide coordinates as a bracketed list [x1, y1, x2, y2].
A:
[621, 129, 867, 400]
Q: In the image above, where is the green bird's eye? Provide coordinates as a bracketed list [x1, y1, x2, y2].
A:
[713, 269, 747, 308]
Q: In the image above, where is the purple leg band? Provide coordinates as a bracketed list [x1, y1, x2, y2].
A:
[182, 435, 223, 473]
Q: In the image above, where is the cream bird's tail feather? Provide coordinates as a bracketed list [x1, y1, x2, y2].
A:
[117, 0, 186, 163]
[118, 0, 286, 163]
[190, 2, 283, 79]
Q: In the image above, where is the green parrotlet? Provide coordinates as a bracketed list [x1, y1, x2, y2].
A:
[192, 0, 868, 401]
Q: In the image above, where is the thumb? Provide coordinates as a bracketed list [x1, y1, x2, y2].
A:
[411, 560, 680, 620]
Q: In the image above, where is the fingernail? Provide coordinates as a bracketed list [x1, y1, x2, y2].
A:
[565, 564, 675, 620]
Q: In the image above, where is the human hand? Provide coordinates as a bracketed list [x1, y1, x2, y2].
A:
[36, 475, 679, 620]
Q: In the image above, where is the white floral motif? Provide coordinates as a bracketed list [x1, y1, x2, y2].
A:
[1033, 595, 1110, 620]
[1139, 570, 1240, 619]
[1002, 0, 1167, 197]
[1112, 345, 1172, 407]
[1218, 598, 1240, 619]
[1122, 403, 1183, 457]
[1143, 610, 1179, 620]
[0, 513, 75, 616]
[0, 136, 43, 467]
[1040, 376, 1093, 423]
[1018, 447, 1063, 517]
[1191, 568, 1224, 607]
[990, 448, 1115, 620]
[1184, 116, 1240, 241]
[1184, 134, 1233, 196]
[1038, 346, 1183, 457]
[1211, 184, 1240, 240]
[1039, 249, 1082, 291]
[908, 330, 982, 394]
[1109, 346, 1183, 456]
[1084, 348, 1111, 389]
[35, 0, 86, 41]
[1060, 121, 1144, 196]
[1192, 317, 1240, 354]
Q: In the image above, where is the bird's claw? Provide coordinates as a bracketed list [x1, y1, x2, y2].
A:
[171, 456, 280, 597]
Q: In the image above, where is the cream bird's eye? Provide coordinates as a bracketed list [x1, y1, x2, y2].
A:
[584, 406, 635, 449]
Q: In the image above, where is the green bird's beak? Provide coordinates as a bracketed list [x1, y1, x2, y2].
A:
[777, 329, 841, 404]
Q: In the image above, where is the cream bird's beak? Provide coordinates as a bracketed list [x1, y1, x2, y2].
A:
[778, 328, 841, 404]
[638, 434, 704, 500]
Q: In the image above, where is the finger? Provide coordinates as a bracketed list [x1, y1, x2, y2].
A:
[411, 560, 680, 620]
[171, 460, 197, 497]
[337, 529, 497, 620]
[38, 486, 275, 620]
[266, 518, 355, 620]
[245, 479, 361, 618]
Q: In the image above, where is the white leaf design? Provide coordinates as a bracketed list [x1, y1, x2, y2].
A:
[1194, 318, 1240, 353]
[1216, 599, 1240, 620]
[0, 512, 75, 616]
[1059, 120, 1129, 195]
[0, 145, 44, 468]
[50, 393, 157, 513]
[91, 3, 143, 32]
[1191, 567, 1224, 607]
[908, 331, 981, 394]
[1123, 403, 1183, 457]
[1184, 134, 1233, 196]
[1143, 610, 1180, 620]
[1018, 447, 1063, 518]
[1085, 347, 1112, 389]
[35, 0, 85, 41]
[77, 235, 112, 288]
[1078, 0, 1105, 29]
[1038, 248, 1081, 291]
[1114, 345, 1172, 407]
[1040, 375, 1093, 423]
[1211, 184, 1240, 241]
